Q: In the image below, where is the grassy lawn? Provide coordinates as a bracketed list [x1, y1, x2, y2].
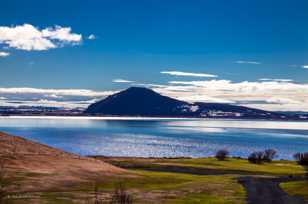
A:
[280, 180, 308, 200]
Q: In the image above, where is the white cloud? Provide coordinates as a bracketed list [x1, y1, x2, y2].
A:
[0, 51, 9, 57]
[87, 34, 96, 40]
[42, 26, 81, 42]
[112, 79, 134, 83]
[0, 24, 82, 51]
[258, 78, 293, 82]
[302, 65, 308, 69]
[235, 60, 261, 65]
[161, 71, 217, 78]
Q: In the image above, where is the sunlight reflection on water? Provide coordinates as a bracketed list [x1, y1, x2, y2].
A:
[0, 116, 307, 160]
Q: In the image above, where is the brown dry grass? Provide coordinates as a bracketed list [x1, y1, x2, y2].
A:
[0, 132, 127, 192]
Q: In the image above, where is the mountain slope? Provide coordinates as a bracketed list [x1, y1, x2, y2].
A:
[85, 87, 284, 119]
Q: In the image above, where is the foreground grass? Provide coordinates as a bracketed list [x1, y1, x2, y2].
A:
[280, 180, 308, 200]
[167, 175, 245, 204]
[4, 157, 306, 203]
[79, 170, 245, 204]
[170, 194, 238, 204]
[5, 171, 245, 204]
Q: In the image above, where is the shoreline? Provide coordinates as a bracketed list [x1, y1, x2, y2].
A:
[90, 155, 297, 162]
[1, 116, 308, 131]
[1, 115, 308, 122]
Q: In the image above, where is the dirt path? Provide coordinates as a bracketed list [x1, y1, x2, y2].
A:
[238, 177, 307, 204]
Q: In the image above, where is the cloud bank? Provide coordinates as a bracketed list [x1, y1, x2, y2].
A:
[0, 88, 115, 109]
[0, 24, 82, 51]
[151, 80, 308, 112]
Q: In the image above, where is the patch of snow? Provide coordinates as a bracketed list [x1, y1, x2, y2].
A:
[190, 105, 199, 112]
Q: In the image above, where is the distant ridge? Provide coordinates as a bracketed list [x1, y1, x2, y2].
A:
[85, 87, 286, 119]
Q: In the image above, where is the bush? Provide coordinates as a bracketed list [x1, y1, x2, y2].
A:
[294, 152, 308, 166]
[248, 149, 278, 164]
[215, 149, 229, 161]
[110, 183, 133, 204]
[248, 151, 264, 164]
[263, 149, 277, 162]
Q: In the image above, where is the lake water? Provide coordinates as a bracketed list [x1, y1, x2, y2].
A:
[0, 116, 308, 160]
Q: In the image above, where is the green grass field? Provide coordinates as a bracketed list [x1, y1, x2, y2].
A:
[280, 180, 308, 200]
[102, 157, 306, 176]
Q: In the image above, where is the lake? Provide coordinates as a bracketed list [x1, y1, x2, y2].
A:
[0, 116, 307, 160]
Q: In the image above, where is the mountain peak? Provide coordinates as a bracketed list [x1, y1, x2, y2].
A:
[85, 87, 285, 119]
[122, 86, 156, 94]
[109, 86, 161, 100]
[126, 86, 151, 91]
[85, 86, 187, 116]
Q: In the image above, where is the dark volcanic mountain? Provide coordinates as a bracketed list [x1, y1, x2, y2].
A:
[85, 87, 189, 117]
[85, 87, 285, 119]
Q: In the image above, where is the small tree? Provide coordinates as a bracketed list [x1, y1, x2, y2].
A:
[263, 149, 277, 162]
[215, 149, 229, 161]
[248, 151, 264, 164]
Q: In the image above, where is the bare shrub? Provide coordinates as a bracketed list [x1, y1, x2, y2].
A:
[263, 149, 277, 162]
[248, 149, 278, 164]
[294, 152, 308, 166]
[94, 182, 103, 204]
[0, 158, 7, 203]
[110, 183, 133, 204]
[248, 151, 264, 164]
[215, 149, 229, 161]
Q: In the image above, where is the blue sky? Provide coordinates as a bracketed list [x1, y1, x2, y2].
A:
[0, 0, 308, 111]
